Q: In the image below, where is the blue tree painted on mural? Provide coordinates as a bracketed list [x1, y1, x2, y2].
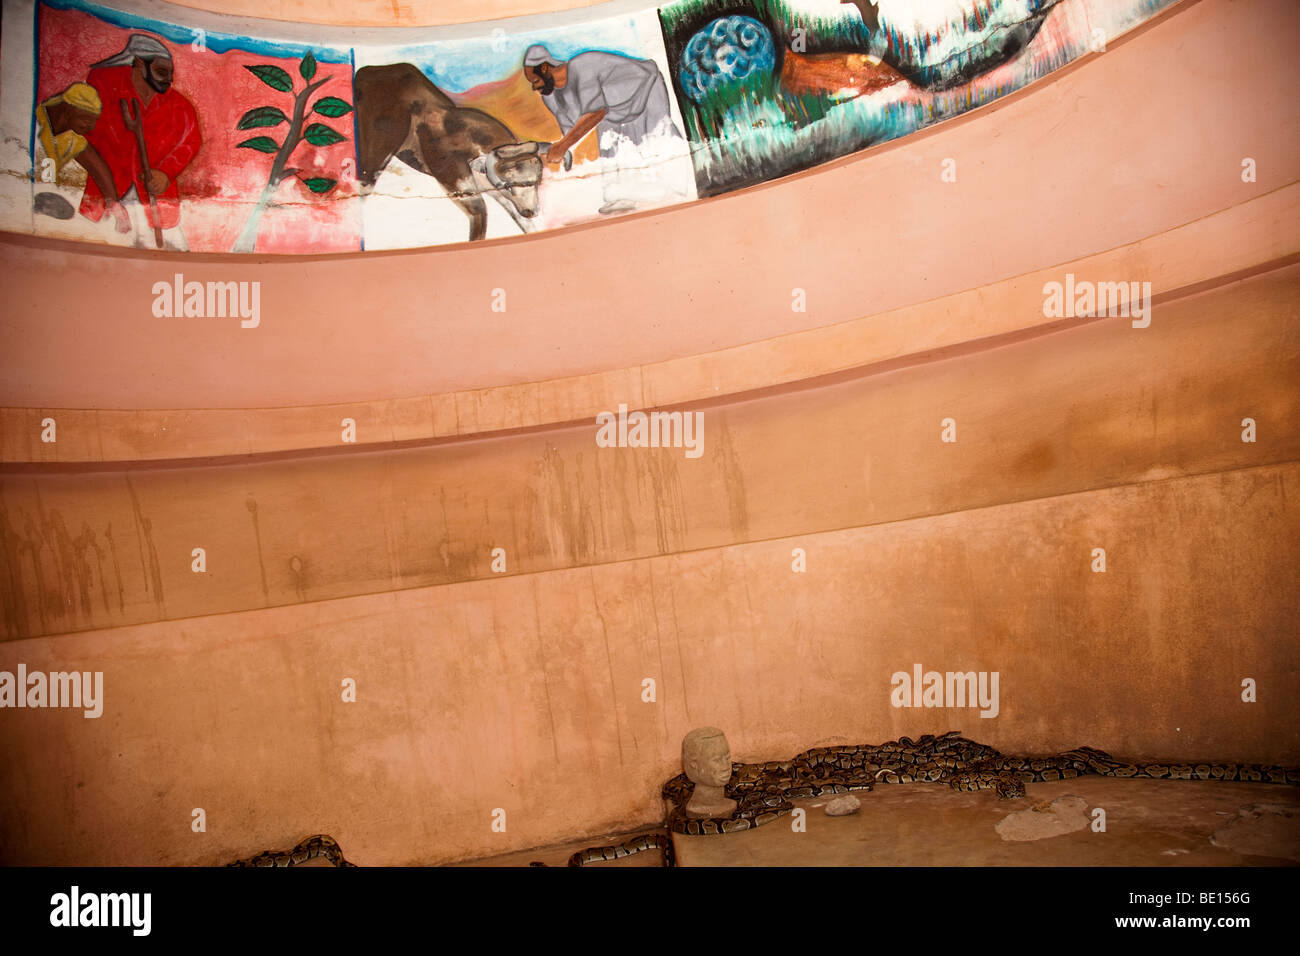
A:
[678, 16, 776, 104]
[231, 50, 353, 253]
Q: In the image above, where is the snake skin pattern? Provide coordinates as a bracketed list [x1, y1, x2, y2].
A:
[227, 834, 357, 868]
[562, 832, 676, 867]
[227, 733, 1300, 867]
[562, 730, 1300, 866]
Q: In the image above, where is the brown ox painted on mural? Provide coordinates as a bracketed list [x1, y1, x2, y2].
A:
[353, 62, 553, 241]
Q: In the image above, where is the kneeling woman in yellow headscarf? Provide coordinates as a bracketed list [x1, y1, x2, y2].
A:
[34, 82, 129, 231]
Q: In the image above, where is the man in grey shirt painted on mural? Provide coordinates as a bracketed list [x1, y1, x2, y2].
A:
[522, 43, 683, 213]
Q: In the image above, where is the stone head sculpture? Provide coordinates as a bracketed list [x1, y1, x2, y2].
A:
[682, 726, 738, 819]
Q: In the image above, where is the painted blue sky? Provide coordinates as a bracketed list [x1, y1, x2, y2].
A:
[362, 15, 656, 94]
[47, 2, 670, 94]
[43, 0, 352, 62]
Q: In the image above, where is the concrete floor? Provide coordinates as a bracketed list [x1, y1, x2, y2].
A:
[466, 779, 1300, 867]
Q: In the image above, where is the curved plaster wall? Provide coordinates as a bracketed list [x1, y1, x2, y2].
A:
[0, 0, 1298, 866]
[3, 267, 1297, 865]
[3, 0, 1297, 416]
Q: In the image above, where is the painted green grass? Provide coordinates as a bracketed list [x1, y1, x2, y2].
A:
[661, 0, 1180, 195]
[660, 0, 890, 194]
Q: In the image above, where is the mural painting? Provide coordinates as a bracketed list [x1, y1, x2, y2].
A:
[2, 0, 1181, 253]
[35, 29, 203, 249]
[230, 50, 354, 253]
[659, 0, 1178, 197]
[353, 63, 550, 242]
[351, 9, 695, 248]
[32, 0, 358, 253]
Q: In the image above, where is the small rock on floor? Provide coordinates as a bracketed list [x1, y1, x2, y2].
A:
[996, 795, 1090, 842]
[1210, 803, 1300, 861]
[825, 795, 861, 816]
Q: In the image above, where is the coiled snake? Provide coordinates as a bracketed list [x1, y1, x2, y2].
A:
[227, 834, 356, 868]
[225, 732, 1300, 867]
[563, 730, 1300, 866]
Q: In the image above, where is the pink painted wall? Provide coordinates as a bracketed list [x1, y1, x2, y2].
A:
[3, 261, 1297, 864]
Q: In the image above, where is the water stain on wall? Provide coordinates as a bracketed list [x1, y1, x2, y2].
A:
[1013, 440, 1057, 479]
[715, 417, 750, 542]
[432, 485, 477, 582]
[0, 481, 141, 638]
[63, 516, 105, 618]
[608, 448, 639, 554]
[245, 496, 270, 604]
[0, 488, 33, 638]
[104, 523, 125, 615]
[289, 554, 307, 602]
[529, 447, 598, 566]
[638, 450, 686, 555]
[125, 475, 166, 617]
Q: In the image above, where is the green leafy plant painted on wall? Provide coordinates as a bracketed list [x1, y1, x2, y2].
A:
[231, 51, 353, 253]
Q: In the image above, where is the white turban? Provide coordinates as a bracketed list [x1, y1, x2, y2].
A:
[522, 44, 559, 68]
[90, 33, 172, 69]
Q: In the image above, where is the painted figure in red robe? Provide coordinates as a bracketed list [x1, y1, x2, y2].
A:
[79, 33, 201, 250]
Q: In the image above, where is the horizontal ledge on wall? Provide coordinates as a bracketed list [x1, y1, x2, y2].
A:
[4, 259, 1295, 641]
[2, 180, 1298, 468]
[9, 457, 1298, 644]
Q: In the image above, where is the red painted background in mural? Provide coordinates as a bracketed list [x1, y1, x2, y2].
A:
[38, 4, 361, 253]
